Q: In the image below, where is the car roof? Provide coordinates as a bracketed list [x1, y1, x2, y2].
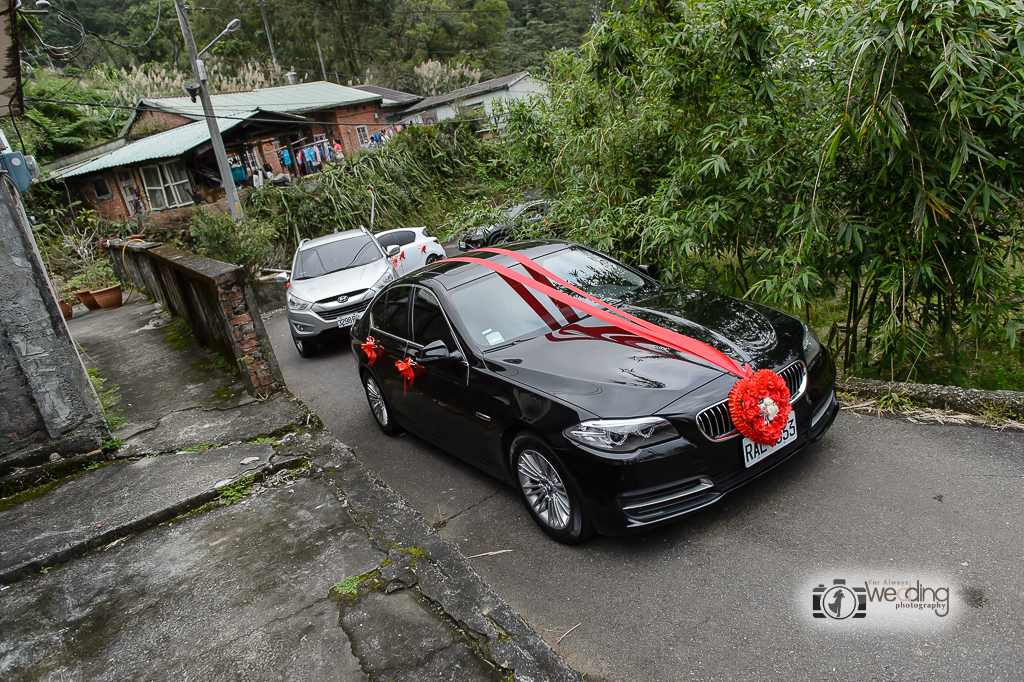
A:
[406, 240, 572, 291]
[298, 229, 366, 250]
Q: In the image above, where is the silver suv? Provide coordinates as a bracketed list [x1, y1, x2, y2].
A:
[280, 228, 398, 357]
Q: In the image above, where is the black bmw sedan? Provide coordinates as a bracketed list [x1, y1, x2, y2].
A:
[350, 240, 838, 543]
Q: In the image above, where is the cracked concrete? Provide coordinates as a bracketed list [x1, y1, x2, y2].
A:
[0, 279, 581, 681]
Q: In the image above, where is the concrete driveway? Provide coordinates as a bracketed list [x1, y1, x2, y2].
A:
[265, 312, 1024, 682]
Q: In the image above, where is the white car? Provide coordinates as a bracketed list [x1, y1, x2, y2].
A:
[374, 227, 445, 275]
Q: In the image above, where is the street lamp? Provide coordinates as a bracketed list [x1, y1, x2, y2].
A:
[172, 4, 243, 221]
[198, 18, 241, 57]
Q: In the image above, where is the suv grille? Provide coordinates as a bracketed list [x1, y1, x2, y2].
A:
[695, 361, 807, 441]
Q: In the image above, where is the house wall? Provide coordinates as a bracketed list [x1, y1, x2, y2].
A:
[76, 174, 133, 223]
[404, 76, 548, 129]
[127, 109, 193, 138]
[309, 101, 392, 157]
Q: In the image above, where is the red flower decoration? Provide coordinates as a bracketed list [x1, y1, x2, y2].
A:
[728, 369, 792, 446]
[395, 356, 420, 394]
[361, 336, 381, 366]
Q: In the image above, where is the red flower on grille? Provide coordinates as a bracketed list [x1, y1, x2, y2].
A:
[728, 369, 792, 445]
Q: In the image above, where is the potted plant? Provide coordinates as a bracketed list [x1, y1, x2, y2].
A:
[70, 272, 102, 311]
[51, 277, 76, 320]
[87, 261, 123, 310]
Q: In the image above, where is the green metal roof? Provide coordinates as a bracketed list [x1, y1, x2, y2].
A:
[46, 114, 250, 181]
[135, 81, 379, 123]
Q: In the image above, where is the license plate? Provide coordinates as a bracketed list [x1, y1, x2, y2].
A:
[336, 312, 360, 328]
[458, 241, 466, 249]
[742, 411, 797, 468]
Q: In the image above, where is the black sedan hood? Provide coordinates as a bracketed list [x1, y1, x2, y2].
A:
[483, 285, 803, 417]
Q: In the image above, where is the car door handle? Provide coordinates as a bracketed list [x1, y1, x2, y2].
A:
[475, 412, 491, 422]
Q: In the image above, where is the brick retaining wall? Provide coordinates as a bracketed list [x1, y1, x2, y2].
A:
[104, 239, 284, 398]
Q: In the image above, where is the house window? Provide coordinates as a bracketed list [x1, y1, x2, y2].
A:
[140, 161, 193, 210]
[356, 125, 369, 147]
[91, 177, 112, 199]
[116, 170, 144, 216]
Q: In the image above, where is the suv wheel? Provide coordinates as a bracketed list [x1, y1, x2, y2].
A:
[293, 335, 315, 358]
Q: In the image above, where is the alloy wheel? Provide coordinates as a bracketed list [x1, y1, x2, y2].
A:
[517, 450, 571, 530]
[365, 376, 388, 426]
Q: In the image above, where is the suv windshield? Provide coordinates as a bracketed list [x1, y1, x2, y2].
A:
[450, 246, 648, 349]
[294, 236, 382, 280]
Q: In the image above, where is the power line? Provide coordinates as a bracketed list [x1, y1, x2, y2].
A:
[84, 0, 163, 49]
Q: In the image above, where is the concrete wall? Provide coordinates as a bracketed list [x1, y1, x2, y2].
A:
[405, 76, 548, 130]
[104, 239, 284, 398]
[0, 184, 107, 465]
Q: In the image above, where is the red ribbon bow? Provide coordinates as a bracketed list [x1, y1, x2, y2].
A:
[395, 357, 417, 394]
[420, 244, 427, 253]
[361, 336, 380, 366]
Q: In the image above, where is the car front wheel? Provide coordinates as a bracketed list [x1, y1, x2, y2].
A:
[293, 335, 315, 358]
[510, 433, 592, 544]
[363, 373, 401, 436]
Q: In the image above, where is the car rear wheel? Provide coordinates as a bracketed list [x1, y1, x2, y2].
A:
[510, 433, 592, 544]
[426, 254, 441, 264]
[293, 335, 315, 358]
[363, 373, 401, 436]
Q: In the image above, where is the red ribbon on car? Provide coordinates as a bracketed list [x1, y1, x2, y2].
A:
[361, 336, 381, 366]
[420, 244, 427, 254]
[395, 356, 417, 394]
[447, 250, 753, 380]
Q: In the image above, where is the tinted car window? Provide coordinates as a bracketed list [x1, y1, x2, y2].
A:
[295, 236, 382, 279]
[375, 233, 396, 248]
[391, 230, 416, 247]
[531, 247, 645, 300]
[411, 288, 456, 350]
[372, 285, 412, 340]
[451, 275, 563, 348]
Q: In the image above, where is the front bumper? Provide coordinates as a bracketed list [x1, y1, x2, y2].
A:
[287, 301, 370, 341]
[557, 354, 839, 536]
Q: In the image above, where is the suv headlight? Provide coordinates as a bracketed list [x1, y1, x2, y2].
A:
[803, 323, 822, 364]
[287, 293, 311, 311]
[564, 417, 679, 453]
[369, 268, 395, 294]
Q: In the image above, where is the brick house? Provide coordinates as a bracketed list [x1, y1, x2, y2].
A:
[42, 81, 420, 226]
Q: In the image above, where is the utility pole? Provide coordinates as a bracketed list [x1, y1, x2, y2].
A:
[173, 0, 243, 220]
[316, 39, 328, 82]
[257, 0, 279, 74]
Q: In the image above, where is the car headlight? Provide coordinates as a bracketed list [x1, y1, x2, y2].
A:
[287, 293, 311, 311]
[369, 268, 395, 294]
[803, 323, 822, 364]
[563, 417, 679, 453]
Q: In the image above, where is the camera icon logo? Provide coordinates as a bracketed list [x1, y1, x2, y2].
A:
[813, 579, 867, 619]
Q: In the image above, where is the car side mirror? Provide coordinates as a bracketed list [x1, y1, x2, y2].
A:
[275, 272, 290, 283]
[416, 339, 460, 364]
[638, 264, 661, 282]
[386, 245, 401, 257]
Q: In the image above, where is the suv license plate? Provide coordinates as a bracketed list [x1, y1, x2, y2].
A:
[742, 411, 797, 468]
[337, 312, 360, 328]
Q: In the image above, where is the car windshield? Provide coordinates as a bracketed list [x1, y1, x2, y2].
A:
[450, 247, 648, 349]
[294, 236, 382, 280]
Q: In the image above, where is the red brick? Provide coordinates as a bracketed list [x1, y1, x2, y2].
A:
[230, 313, 252, 325]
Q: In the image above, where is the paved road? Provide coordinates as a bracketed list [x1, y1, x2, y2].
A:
[265, 311, 1024, 682]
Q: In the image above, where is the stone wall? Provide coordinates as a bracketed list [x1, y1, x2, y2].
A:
[104, 239, 283, 398]
[0, 184, 107, 465]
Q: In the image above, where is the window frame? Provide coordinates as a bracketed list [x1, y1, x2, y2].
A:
[407, 285, 464, 358]
[139, 161, 194, 210]
[91, 176, 112, 200]
[369, 284, 414, 343]
[356, 125, 370, 147]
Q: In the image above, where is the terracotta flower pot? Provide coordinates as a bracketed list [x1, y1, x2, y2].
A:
[59, 301, 73, 320]
[91, 285, 123, 310]
[76, 289, 102, 311]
